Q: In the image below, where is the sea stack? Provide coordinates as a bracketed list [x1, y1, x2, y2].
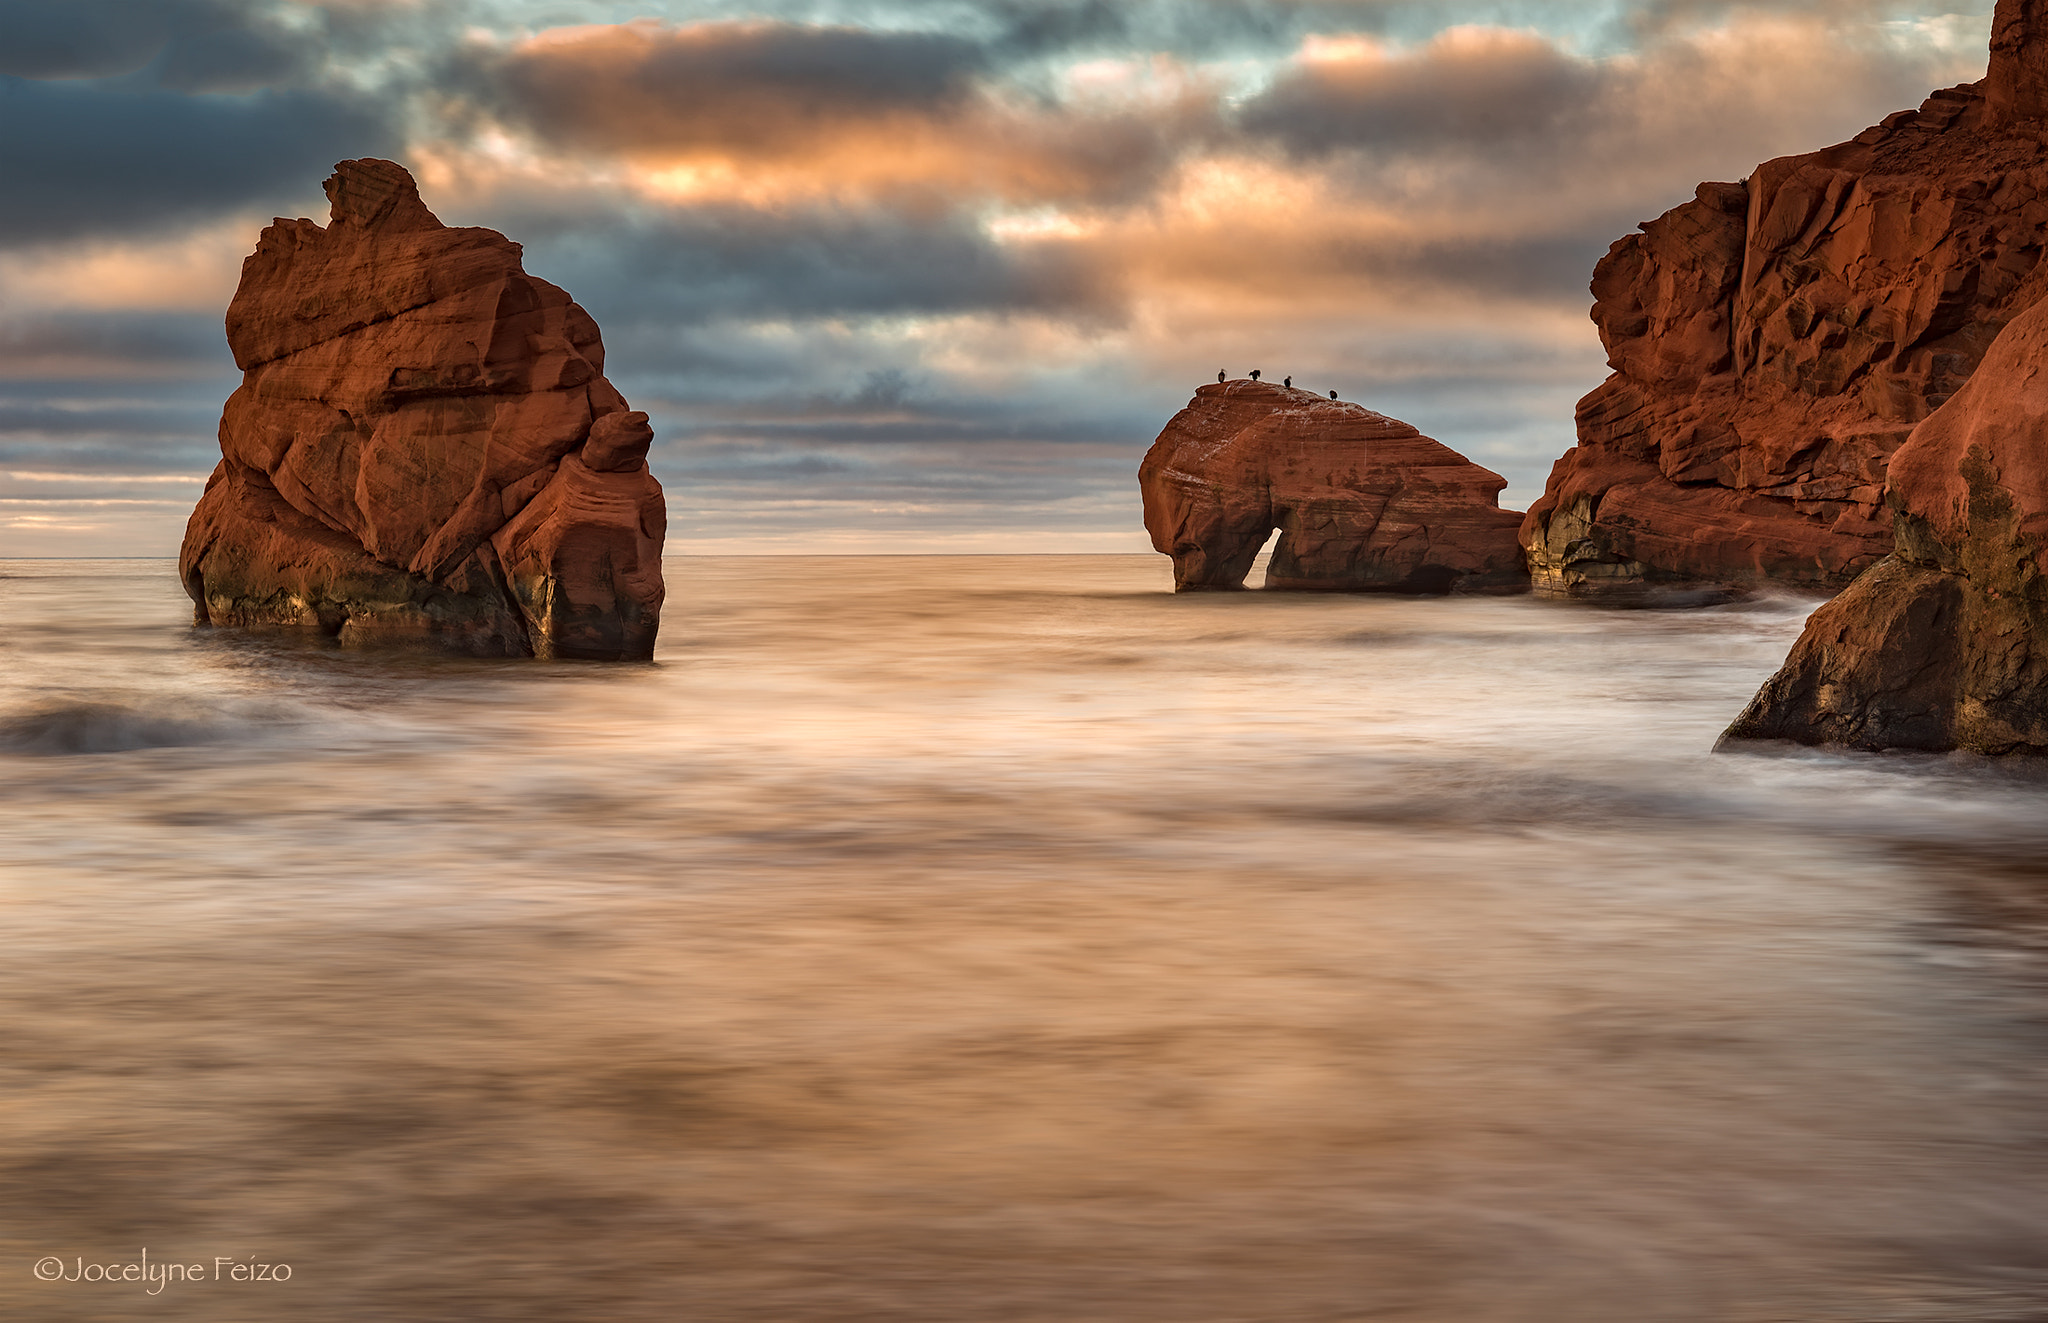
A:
[1139, 380, 1527, 593]
[1522, 0, 2048, 601]
[179, 159, 665, 660]
[1722, 290, 2048, 755]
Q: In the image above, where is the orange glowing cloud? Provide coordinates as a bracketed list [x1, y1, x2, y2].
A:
[469, 20, 1220, 210]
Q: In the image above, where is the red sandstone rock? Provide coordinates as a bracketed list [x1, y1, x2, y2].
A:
[1722, 288, 2048, 754]
[1140, 381, 1527, 593]
[1523, 0, 2048, 601]
[179, 159, 665, 659]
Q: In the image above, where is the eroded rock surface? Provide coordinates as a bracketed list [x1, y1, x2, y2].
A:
[179, 158, 665, 659]
[1140, 381, 1526, 594]
[1523, 0, 2048, 601]
[1723, 290, 2048, 755]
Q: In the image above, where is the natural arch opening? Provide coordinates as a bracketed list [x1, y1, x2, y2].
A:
[1250, 527, 1282, 586]
[1403, 564, 1460, 596]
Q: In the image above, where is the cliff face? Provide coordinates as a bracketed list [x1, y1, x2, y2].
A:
[1523, 0, 2048, 600]
[179, 159, 665, 660]
[1722, 289, 2048, 755]
[1139, 381, 1527, 594]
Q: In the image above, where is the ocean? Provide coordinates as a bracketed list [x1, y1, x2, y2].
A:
[3, 554, 2047, 1321]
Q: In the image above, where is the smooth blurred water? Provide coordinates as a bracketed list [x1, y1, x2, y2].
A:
[3, 555, 2048, 1321]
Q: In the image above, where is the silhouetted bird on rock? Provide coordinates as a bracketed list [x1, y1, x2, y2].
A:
[1249, 369, 1261, 382]
[1216, 369, 1225, 383]
[1283, 376, 1292, 388]
[1329, 391, 1338, 400]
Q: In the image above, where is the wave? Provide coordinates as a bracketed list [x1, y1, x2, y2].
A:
[0, 697, 292, 755]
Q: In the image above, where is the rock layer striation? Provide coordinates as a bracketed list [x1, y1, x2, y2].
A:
[1140, 381, 1527, 594]
[1723, 291, 2048, 755]
[179, 159, 665, 659]
[1523, 0, 2048, 600]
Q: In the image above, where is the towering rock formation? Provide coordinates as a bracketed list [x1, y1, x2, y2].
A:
[1989, 0, 2048, 125]
[179, 159, 665, 660]
[1721, 291, 2048, 755]
[1523, 0, 2048, 600]
[1140, 380, 1527, 594]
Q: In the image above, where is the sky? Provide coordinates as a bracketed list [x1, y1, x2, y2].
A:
[0, 0, 2001, 556]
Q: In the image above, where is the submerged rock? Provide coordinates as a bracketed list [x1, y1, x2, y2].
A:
[179, 159, 665, 659]
[1523, 0, 2048, 601]
[1139, 380, 1527, 594]
[1723, 288, 2048, 755]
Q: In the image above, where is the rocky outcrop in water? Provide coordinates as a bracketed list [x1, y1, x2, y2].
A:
[1722, 289, 2048, 755]
[179, 159, 665, 659]
[1522, 0, 2048, 602]
[1139, 381, 1527, 593]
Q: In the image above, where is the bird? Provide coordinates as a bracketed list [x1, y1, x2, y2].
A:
[1328, 390, 1338, 400]
[1217, 369, 1226, 383]
[1250, 369, 1262, 382]
[1283, 376, 1292, 389]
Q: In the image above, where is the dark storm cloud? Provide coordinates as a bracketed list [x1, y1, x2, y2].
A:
[1239, 30, 1603, 157]
[504, 202, 1118, 327]
[477, 21, 988, 155]
[0, 0, 401, 245]
[0, 0, 175, 78]
[970, 0, 1356, 59]
[985, 0, 1132, 55]
[0, 79, 396, 243]
[152, 18, 311, 93]
[974, 0, 1404, 61]
[0, 0, 314, 89]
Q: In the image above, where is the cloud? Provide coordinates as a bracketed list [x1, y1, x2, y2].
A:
[481, 20, 988, 156]
[1204, 13, 1989, 313]
[0, 217, 258, 314]
[650, 395, 1160, 554]
[0, 1, 2013, 554]
[456, 19, 1221, 209]
[986, 0, 1132, 56]
[1619, 0, 1989, 39]
[491, 198, 1119, 329]
[1241, 27, 1601, 155]
[0, 79, 388, 245]
[0, 0, 318, 89]
[0, 0, 176, 79]
[0, 374, 228, 557]
[0, 312, 233, 379]
[429, 8, 1990, 335]
[153, 12, 312, 93]
[1242, 14, 1985, 189]
[0, 0, 405, 245]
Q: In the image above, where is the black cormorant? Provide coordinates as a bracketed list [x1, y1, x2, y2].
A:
[1217, 369, 1226, 383]
[1329, 391, 1338, 400]
[1283, 376, 1292, 388]
[1249, 369, 1261, 381]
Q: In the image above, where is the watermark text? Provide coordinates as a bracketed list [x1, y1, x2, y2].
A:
[34, 1250, 291, 1294]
